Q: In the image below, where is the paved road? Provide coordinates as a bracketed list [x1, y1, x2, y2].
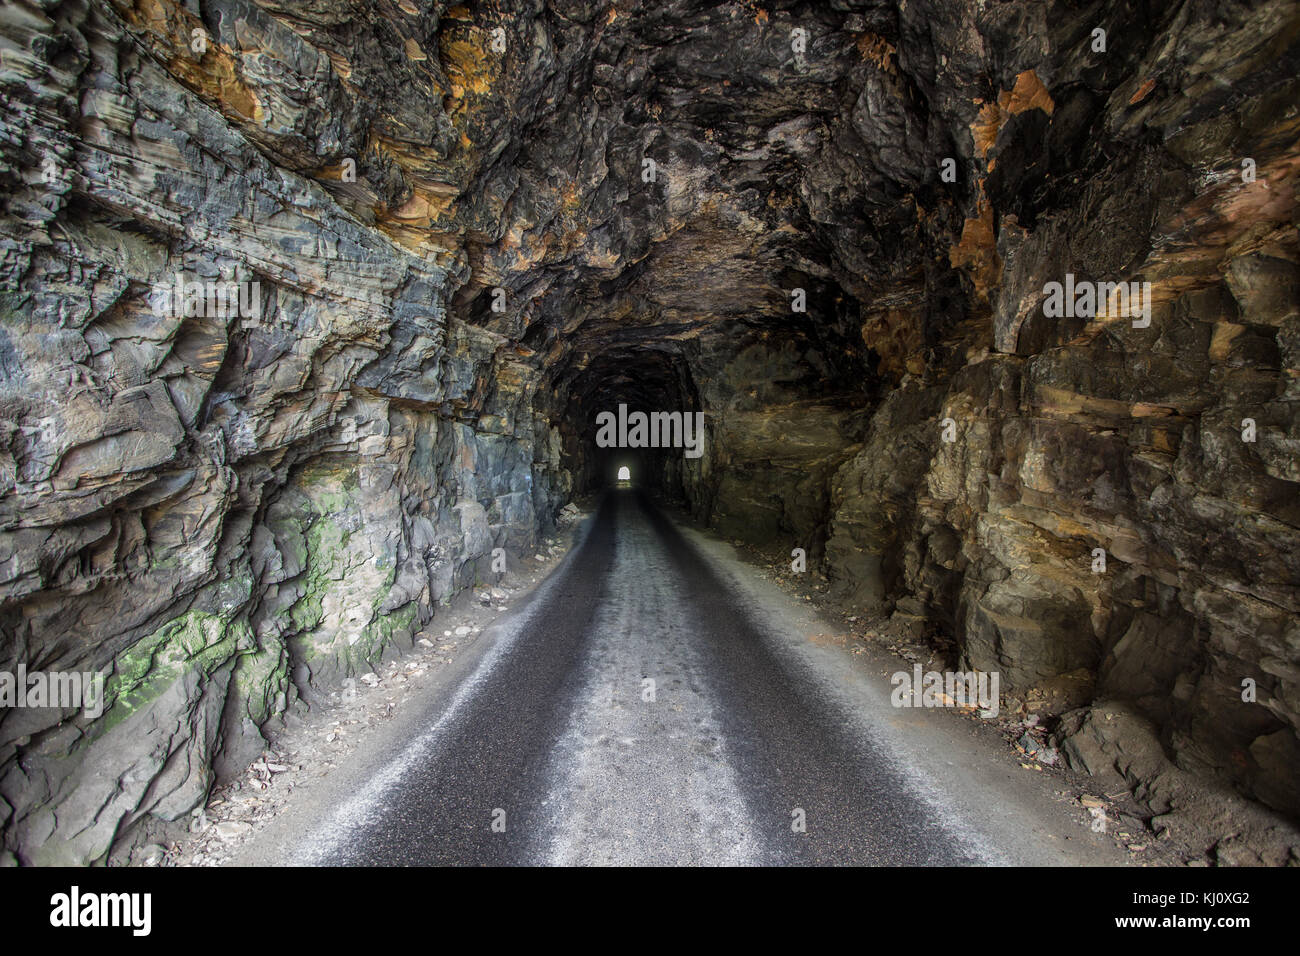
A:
[296, 489, 1002, 865]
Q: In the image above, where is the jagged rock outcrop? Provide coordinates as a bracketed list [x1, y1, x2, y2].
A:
[0, 0, 568, 864]
[0, 0, 1296, 864]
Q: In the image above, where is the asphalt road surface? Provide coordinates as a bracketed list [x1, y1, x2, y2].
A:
[275, 489, 1105, 866]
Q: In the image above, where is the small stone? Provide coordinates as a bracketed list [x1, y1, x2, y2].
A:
[133, 843, 167, 866]
[455, 626, 472, 636]
[214, 822, 251, 841]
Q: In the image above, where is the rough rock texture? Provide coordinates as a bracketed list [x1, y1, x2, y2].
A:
[0, 0, 1296, 863]
[0, 0, 566, 864]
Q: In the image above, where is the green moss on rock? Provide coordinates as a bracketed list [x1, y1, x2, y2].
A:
[230, 642, 290, 728]
[102, 610, 253, 735]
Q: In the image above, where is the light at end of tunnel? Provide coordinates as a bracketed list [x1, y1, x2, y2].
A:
[617, 466, 630, 481]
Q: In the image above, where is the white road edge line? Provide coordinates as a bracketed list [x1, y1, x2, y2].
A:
[289, 518, 594, 865]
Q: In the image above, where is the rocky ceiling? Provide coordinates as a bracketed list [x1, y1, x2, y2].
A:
[200, 0, 1295, 461]
[0, 0, 1298, 864]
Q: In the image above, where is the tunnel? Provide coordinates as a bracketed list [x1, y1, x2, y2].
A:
[0, 0, 1298, 874]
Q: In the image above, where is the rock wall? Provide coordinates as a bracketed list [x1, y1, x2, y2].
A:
[817, 15, 1300, 821]
[824, 247, 1300, 822]
[0, 0, 567, 864]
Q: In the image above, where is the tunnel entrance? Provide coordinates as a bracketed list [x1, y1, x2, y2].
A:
[617, 466, 631, 481]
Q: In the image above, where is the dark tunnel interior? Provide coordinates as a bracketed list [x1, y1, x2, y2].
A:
[1, 0, 1298, 869]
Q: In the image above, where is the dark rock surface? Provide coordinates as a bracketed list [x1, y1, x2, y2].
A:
[0, 0, 1296, 863]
